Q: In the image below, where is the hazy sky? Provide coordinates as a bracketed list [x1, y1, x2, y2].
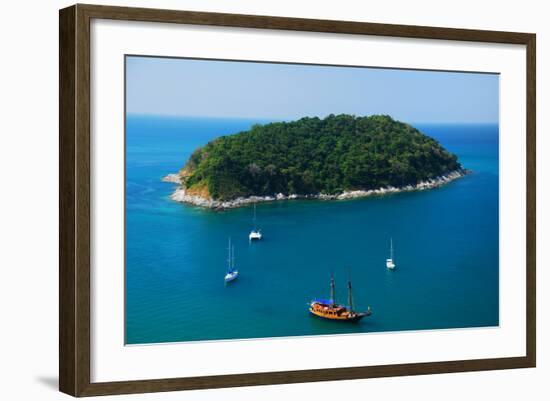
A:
[126, 56, 499, 124]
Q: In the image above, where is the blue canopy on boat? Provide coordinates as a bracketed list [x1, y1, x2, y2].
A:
[312, 298, 332, 304]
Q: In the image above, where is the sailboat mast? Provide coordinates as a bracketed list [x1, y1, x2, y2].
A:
[329, 273, 336, 307]
[390, 238, 393, 260]
[348, 280, 354, 312]
[231, 246, 235, 270]
[227, 238, 232, 270]
[253, 203, 257, 230]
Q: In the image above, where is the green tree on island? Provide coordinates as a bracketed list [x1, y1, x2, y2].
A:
[178, 114, 462, 201]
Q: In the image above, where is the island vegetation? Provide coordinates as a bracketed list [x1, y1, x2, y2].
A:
[166, 114, 464, 208]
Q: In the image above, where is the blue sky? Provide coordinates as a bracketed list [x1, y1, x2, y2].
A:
[126, 56, 499, 124]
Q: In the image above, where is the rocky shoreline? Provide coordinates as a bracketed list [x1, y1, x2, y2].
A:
[162, 169, 467, 210]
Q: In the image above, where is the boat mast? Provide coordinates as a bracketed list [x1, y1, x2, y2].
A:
[390, 237, 394, 260]
[227, 238, 232, 272]
[329, 273, 336, 307]
[231, 245, 235, 270]
[348, 280, 354, 312]
[253, 203, 257, 231]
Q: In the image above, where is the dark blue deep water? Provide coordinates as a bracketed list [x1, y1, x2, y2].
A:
[125, 115, 499, 344]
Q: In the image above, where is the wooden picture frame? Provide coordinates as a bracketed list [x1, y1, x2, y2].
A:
[59, 3, 536, 397]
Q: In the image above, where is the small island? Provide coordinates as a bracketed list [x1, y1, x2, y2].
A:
[163, 114, 466, 209]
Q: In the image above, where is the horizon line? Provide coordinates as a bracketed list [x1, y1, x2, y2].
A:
[126, 112, 499, 126]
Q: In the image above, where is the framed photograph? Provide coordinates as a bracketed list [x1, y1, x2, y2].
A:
[59, 4, 536, 397]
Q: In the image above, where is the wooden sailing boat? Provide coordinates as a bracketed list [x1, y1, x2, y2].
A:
[224, 238, 239, 283]
[386, 238, 396, 270]
[248, 202, 262, 241]
[309, 273, 371, 321]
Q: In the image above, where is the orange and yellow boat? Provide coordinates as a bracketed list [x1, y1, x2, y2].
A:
[309, 274, 371, 322]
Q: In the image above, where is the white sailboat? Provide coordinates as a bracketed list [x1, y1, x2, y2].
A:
[224, 238, 239, 283]
[248, 203, 262, 241]
[386, 238, 396, 270]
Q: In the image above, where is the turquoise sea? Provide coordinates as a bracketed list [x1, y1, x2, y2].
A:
[125, 115, 499, 344]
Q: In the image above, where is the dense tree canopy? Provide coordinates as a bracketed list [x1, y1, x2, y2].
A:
[180, 114, 461, 201]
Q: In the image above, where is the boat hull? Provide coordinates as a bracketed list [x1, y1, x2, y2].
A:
[224, 271, 239, 283]
[249, 232, 262, 241]
[309, 303, 371, 322]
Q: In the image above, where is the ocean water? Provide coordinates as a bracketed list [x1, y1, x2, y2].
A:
[125, 115, 499, 344]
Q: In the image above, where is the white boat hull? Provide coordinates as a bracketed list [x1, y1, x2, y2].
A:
[249, 231, 262, 241]
[224, 270, 239, 282]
